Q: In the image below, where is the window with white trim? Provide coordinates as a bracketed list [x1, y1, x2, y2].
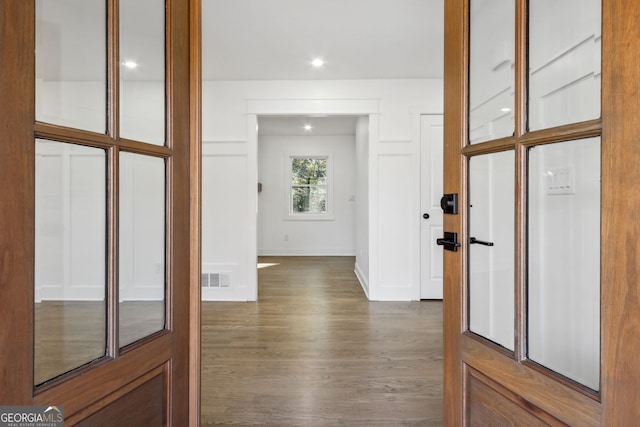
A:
[287, 155, 333, 220]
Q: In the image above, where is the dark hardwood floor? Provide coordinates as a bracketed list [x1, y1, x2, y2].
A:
[200, 256, 443, 426]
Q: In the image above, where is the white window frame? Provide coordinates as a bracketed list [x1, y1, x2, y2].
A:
[284, 153, 334, 221]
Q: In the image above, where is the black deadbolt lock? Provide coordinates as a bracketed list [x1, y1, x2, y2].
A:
[440, 193, 458, 215]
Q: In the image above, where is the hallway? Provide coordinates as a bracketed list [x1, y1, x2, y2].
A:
[200, 256, 443, 426]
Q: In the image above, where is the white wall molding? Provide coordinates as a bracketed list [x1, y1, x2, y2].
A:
[202, 139, 246, 144]
[202, 80, 443, 302]
[247, 99, 380, 116]
[258, 249, 356, 256]
[37, 286, 105, 302]
[377, 139, 412, 144]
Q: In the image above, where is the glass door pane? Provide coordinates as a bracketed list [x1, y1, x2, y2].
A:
[119, 0, 166, 145]
[34, 140, 107, 384]
[469, 0, 515, 144]
[528, 137, 601, 391]
[528, 0, 601, 130]
[468, 151, 515, 350]
[35, 0, 106, 133]
[119, 152, 166, 347]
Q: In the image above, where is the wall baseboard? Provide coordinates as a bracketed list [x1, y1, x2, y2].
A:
[354, 262, 369, 299]
[258, 249, 356, 256]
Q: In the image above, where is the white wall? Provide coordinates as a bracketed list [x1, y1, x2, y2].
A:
[354, 117, 370, 295]
[35, 81, 166, 302]
[203, 80, 441, 141]
[258, 135, 356, 256]
[35, 141, 106, 301]
[118, 153, 165, 302]
[202, 79, 443, 301]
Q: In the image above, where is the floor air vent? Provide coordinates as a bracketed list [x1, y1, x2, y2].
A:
[201, 272, 231, 288]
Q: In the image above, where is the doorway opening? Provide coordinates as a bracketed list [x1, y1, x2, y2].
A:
[256, 115, 368, 299]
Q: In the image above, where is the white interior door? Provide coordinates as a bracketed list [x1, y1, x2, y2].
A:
[420, 114, 443, 299]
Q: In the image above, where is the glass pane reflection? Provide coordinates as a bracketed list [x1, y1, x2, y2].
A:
[469, 0, 515, 143]
[119, 0, 166, 145]
[468, 151, 515, 350]
[35, 140, 107, 385]
[35, 0, 106, 133]
[528, 138, 600, 391]
[119, 153, 166, 347]
[529, 0, 601, 130]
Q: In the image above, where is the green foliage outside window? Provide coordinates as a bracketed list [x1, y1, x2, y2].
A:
[291, 158, 327, 213]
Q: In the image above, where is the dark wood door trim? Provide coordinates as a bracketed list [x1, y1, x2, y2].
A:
[601, 0, 640, 424]
[0, 0, 197, 423]
[0, 0, 36, 404]
[442, 0, 639, 425]
[188, 0, 203, 424]
[442, 1, 468, 425]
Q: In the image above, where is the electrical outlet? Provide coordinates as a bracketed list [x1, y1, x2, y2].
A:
[284, 234, 289, 241]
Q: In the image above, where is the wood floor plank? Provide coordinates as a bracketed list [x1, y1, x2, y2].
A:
[200, 256, 443, 426]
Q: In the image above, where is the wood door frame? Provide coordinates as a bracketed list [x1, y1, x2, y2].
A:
[442, 0, 467, 424]
[0, 0, 199, 424]
[189, 0, 202, 422]
[443, 0, 640, 425]
[600, 0, 640, 423]
[0, 0, 36, 403]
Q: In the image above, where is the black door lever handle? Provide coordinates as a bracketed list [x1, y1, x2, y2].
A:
[437, 238, 462, 246]
[470, 237, 494, 246]
[437, 232, 462, 252]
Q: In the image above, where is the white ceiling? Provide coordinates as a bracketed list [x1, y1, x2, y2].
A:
[209, 1, 445, 134]
[203, 0, 444, 81]
[37, 0, 444, 82]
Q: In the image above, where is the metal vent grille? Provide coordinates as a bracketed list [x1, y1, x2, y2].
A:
[201, 272, 231, 288]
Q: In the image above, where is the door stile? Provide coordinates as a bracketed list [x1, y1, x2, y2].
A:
[601, 0, 640, 424]
[0, 0, 36, 404]
[189, 0, 203, 424]
[442, 0, 468, 425]
[167, 0, 193, 423]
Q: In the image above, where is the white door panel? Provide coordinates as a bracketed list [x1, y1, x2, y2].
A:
[420, 115, 444, 299]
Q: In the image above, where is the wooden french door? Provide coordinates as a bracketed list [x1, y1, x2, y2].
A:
[443, 0, 640, 425]
[0, 0, 198, 425]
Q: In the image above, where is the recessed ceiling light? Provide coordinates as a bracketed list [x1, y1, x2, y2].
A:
[123, 60, 138, 69]
[311, 58, 324, 68]
[501, 107, 512, 113]
[304, 124, 313, 131]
